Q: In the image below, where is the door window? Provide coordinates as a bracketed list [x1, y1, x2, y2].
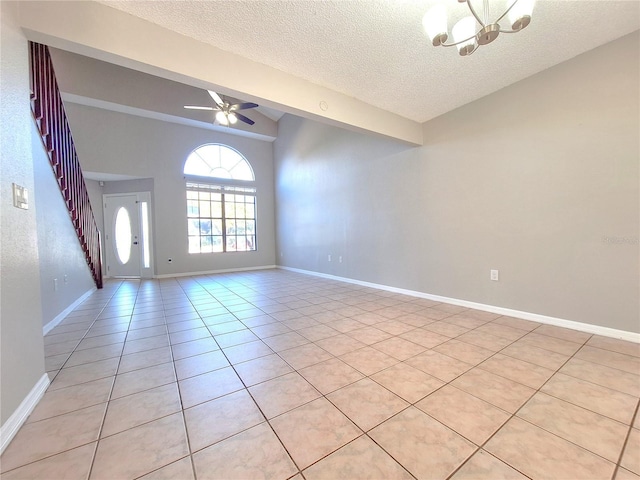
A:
[114, 206, 132, 264]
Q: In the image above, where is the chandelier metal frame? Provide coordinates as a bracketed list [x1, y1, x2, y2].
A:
[423, 0, 534, 56]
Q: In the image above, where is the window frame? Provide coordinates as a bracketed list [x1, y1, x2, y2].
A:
[184, 144, 257, 255]
[183, 143, 255, 181]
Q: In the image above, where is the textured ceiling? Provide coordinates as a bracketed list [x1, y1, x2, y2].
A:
[99, 1, 639, 123]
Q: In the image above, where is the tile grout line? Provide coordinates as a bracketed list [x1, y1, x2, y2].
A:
[611, 398, 640, 480]
[3, 283, 129, 477]
[443, 334, 639, 480]
[199, 274, 632, 476]
[165, 272, 640, 473]
[178, 285, 510, 478]
[440, 336, 592, 480]
[160, 279, 200, 480]
[9, 271, 638, 479]
[178, 275, 306, 479]
[185, 274, 394, 478]
[6, 281, 137, 477]
[45, 282, 125, 384]
[165, 277, 635, 478]
[87, 278, 144, 480]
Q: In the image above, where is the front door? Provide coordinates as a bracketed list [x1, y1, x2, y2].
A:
[104, 194, 141, 277]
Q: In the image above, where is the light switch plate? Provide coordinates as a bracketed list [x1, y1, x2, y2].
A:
[12, 183, 28, 209]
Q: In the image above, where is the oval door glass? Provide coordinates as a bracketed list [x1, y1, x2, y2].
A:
[114, 207, 132, 264]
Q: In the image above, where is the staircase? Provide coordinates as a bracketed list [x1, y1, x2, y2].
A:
[29, 42, 103, 289]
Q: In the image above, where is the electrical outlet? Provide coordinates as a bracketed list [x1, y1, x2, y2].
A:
[339, 256, 343, 263]
[490, 269, 499, 281]
[328, 254, 332, 262]
[64, 274, 68, 284]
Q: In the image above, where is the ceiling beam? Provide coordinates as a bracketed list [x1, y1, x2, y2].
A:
[49, 48, 278, 142]
[18, 1, 423, 146]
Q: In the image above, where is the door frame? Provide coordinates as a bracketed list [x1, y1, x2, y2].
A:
[103, 191, 154, 279]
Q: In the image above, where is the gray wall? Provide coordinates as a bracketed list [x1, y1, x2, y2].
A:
[85, 179, 104, 237]
[102, 179, 154, 196]
[33, 121, 96, 328]
[65, 104, 277, 276]
[94, 178, 154, 276]
[275, 31, 639, 333]
[85, 179, 105, 274]
[0, 1, 46, 424]
[1, 2, 104, 427]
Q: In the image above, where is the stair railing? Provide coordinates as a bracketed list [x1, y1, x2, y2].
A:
[29, 42, 103, 289]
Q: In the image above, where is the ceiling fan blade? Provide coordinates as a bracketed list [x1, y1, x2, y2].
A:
[208, 90, 224, 107]
[234, 112, 255, 126]
[229, 102, 259, 112]
[184, 105, 215, 110]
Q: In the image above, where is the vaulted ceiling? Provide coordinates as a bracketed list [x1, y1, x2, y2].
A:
[100, 0, 640, 123]
[18, 1, 640, 145]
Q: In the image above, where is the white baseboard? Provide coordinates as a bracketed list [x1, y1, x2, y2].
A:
[42, 287, 97, 335]
[154, 265, 277, 279]
[0, 373, 50, 454]
[279, 266, 639, 343]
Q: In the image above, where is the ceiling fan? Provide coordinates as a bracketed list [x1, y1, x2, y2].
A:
[184, 90, 259, 126]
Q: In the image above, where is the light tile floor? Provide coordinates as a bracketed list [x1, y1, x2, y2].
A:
[1, 269, 639, 479]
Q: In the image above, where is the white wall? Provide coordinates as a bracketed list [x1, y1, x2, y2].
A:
[0, 1, 46, 425]
[64, 104, 277, 276]
[33, 122, 96, 329]
[275, 32, 639, 334]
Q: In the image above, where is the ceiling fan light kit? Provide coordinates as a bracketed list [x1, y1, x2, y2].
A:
[423, 0, 534, 56]
[185, 90, 258, 126]
[215, 110, 238, 125]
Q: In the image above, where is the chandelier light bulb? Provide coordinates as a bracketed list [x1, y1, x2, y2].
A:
[452, 16, 477, 56]
[508, 0, 535, 30]
[423, 4, 448, 46]
[228, 113, 238, 124]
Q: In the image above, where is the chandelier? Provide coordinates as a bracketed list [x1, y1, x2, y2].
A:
[423, 0, 535, 56]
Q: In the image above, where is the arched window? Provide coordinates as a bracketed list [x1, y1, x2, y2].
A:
[184, 144, 255, 181]
[184, 144, 257, 254]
